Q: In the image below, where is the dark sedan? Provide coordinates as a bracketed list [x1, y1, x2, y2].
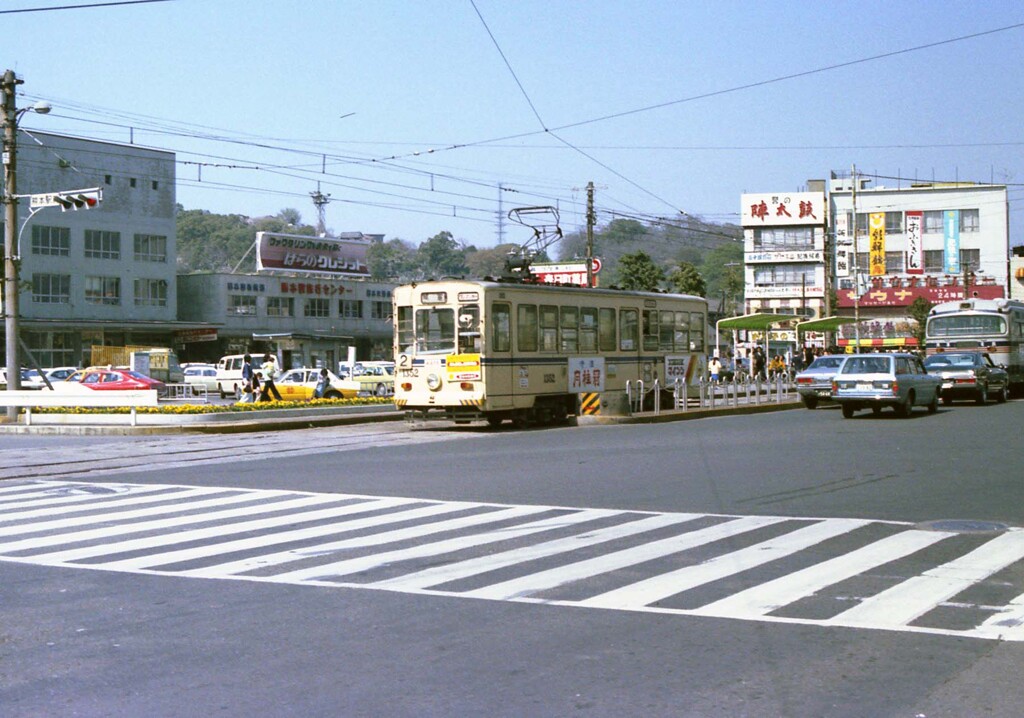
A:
[923, 352, 1009, 405]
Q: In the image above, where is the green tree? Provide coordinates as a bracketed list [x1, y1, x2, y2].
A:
[617, 251, 664, 291]
[367, 238, 417, 280]
[908, 296, 934, 347]
[465, 243, 521, 278]
[668, 261, 707, 297]
[175, 207, 256, 272]
[416, 231, 470, 278]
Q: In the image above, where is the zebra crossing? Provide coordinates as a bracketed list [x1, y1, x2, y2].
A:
[2, 478, 1024, 642]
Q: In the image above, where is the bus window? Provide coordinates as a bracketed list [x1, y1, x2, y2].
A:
[415, 307, 455, 353]
[660, 310, 675, 350]
[674, 311, 690, 351]
[690, 312, 705, 351]
[458, 304, 480, 353]
[540, 305, 558, 352]
[491, 303, 511, 353]
[643, 310, 659, 352]
[561, 306, 579, 353]
[620, 309, 638, 351]
[599, 308, 616, 352]
[928, 315, 1006, 337]
[397, 306, 414, 352]
[580, 307, 598, 352]
[517, 304, 538, 352]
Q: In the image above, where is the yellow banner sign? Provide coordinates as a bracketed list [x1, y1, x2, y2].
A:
[869, 212, 886, 276]
[446, 353, 481, 381]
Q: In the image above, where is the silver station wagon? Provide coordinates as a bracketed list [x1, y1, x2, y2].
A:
[831, 352, 942, 419]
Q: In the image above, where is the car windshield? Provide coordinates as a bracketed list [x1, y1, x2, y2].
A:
[841, 357, 891, 374]
[807, 357, 844, 370]
[925, 354, 979, 368]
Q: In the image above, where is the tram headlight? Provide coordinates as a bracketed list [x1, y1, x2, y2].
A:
[426, 372, 442, 391]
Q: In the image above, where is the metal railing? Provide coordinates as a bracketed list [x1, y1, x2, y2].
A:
[162, 383, 209, 403]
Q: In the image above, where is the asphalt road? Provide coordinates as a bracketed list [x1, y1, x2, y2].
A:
[2, 400, 1023, 717]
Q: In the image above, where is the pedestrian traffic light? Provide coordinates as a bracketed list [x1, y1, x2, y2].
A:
[53, 188, 102, 211]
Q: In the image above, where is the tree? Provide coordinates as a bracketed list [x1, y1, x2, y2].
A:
[465, 243, 521, 278]
[175, 208, 257, 272]
[908, 296, 934, 348]
[617, 251, 664, 291]
[668, 261, 707, 297]
[416, 231, 470, 278]
[367, 238, 417, 280]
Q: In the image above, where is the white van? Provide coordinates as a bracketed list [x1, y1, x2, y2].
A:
[215, 354, 264, 399]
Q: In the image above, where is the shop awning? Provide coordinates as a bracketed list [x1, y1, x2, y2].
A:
[716, 312, 796, 331]
[795, 316, 862, 334]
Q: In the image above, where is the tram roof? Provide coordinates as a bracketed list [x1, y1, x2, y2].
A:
[402, 279, 704, 301]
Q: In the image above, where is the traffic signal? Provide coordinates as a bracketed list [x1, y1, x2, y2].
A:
[54, 188, 102, 211]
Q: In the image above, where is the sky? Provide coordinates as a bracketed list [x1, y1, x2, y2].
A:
[5, 0, 1024, 252]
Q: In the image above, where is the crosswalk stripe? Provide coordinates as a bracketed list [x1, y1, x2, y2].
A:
[976, 592, 1024, 640]
[691, 529, 956, 618]
[25, 496, 417, 566]
[372, 512, 702, 592]
[461, 515, 786, 602]
[580, 518, 873, 610]
[0, 485, 194, 522]
[0, 493, 340, 554]
[265, 508, 622, 583]
[833, 529, 1024, 628]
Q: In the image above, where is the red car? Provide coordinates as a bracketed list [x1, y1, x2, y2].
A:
[66, 367, 165, 394]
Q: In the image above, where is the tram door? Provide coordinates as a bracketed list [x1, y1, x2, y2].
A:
[487, 302, 514, 408]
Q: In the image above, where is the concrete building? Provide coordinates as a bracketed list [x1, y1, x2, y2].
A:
[176, 272, 395, 370]
[829, 175, 1009, 349]
[2, 131, 197, 368]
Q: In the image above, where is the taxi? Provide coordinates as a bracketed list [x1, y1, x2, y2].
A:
[338, 362, 395, 397]
[275, 368, 356, 401]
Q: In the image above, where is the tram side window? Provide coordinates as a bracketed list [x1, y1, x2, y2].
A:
[517, 304, 538, 352]
[415, 307, 455, 353]
[599, 308, 616, 352]
[458, 304, 481, 353]
[396, 306, 414, 352]
[561, 306, 579, 353]
[491, 303, 511, 352]
[643, 310, 659, 352]
[660, 311, 675, 350]
[540, 305, 559, 352]
[674, 311, 690, 351]
[580, 307, 598, 352]
[690, 312, 705, 351]
[620, 309, 638, 351]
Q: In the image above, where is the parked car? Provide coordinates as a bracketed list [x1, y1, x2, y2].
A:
[831, 353, 941, 418]
[65, 367, 166, 395]
[794, 355, 846, 409]
[183, 365, 219, 393]
[44, 366, 79, 383]
[338, 362, 395, 397]
[922, 351, 1009, 405]
[275, 368, 356, 401]
[0, 367, 46, 390]
[215, 354, 265, 399]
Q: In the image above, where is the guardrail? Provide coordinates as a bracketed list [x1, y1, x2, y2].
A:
[162, 383, 209, 403]
[0, 389, 159, 426]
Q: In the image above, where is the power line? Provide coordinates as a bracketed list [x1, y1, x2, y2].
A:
[0, 0, 174, 13]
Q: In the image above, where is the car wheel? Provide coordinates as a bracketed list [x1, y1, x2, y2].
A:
[218, 384, 227, 399]
[375, 383, 388, 397]
[927, 392, 938, 414]
[324, 390, 342, 399]
[975, 383, 988, 405]
[801, 396, 818, 410]
[841, 404, 855, 419]
[895, 392, 912, 417]
[234, 384, 242, 401]
[997, 385, 1009, 403]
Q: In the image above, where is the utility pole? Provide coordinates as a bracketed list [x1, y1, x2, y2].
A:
[851, 164, 861, 353]
[3, 70, 22, 414]
[496, 183, 505, 246]
[310, 186, 330, 236]
[585, 181, 595, 287]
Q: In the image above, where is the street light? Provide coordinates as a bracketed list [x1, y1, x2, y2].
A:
[3, 70, 50, 418]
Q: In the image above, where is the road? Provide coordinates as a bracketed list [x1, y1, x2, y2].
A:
[2, 401, 1023, 717]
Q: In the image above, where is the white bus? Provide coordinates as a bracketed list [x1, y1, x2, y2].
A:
[925, 298, 1024, 392]
[393, 279, 707, 427]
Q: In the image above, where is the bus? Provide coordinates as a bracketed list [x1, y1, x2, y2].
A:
[392, 279, 708, 427]
[925, 298, 1024, 392]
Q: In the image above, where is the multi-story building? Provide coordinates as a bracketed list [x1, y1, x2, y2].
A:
[829, 175, 1009, 349]
[2, 131, 192, 367]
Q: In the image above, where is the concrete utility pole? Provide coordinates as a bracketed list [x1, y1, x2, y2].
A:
[851, 164, 861, 353]
[3, 70, 22, 413]
[585, 181, 595, 288]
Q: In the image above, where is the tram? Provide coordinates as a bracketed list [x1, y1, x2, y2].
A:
[925, 298, 1024, 391]
[393, 278, 708, 427]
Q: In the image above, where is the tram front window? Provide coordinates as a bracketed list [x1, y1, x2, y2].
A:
[458, 304, 481, 353]
[415, 307, 456, 353]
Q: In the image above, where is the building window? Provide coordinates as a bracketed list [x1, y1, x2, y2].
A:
[961, 248, 981, 273]
[104, 174, 112, 185]
[26, 331, 75, 367]
[885, 251, 904, 274]
[267, 297, 294, 317]
[960, 209, 980, 233]
[753, 226, 814, 250]
[31, 225, 70, 256]
[134, 234, 167, 262]
[923, 211, 944, 234]
[151, 180, 159, 190]
[134, 278, 167, 306]
[31, 273, 71, 303]
[229, 295, 257, 315]
[370, 301, 389, 320]
[924, 250, 944, 273]
[85, 276, 121, 305]
[84, 230, 120, 259]
[885, 211, 903, 235]
[753, 263, 816, 287]
[339, 299, 363, 318]
[304, 298, 330, 318]
[129, 178, 137, 188]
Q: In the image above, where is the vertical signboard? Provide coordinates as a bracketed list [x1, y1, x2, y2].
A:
[868, 212, 886, 276]
[568, 357, 605, 393]
[944, 210, 961, 274]
[834, 212, 851, 278]
[905, 211, 923, 274]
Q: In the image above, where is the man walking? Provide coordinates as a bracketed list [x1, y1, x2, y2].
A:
[259, 352, 282, 401]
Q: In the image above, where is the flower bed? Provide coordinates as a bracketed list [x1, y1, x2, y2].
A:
[31, 396, 393, 415]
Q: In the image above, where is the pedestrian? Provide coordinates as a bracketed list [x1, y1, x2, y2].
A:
[708, 356, 722, 383]
[313, 366, 329, 399]
[237, 353, 259, 403]
[259, 352, 282, 401]
[753, 347, 767, 381]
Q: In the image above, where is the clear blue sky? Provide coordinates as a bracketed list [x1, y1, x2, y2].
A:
[6, 0, 1024, 250]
